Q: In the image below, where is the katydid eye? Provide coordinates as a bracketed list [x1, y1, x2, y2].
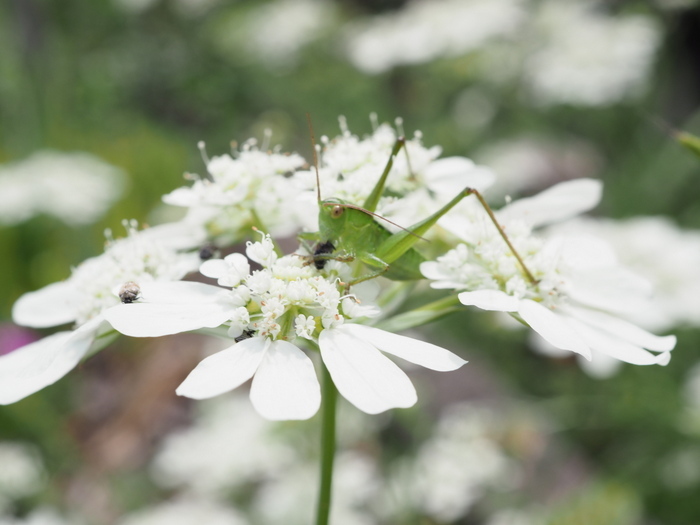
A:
[331, 205, 344, 218]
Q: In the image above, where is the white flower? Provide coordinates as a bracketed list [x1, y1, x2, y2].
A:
[245, 232, 278, 267]
[116, 498, 246, 525]
[0, 507, 82, 525]
[295, 314, 316, 339]
[0, 442, 45, 511]
[199, 253, 250, 287]
[395, 405, 515, 521]
[547, 216, 700, 332]
[238, 0, 336, 72]
[150, 393, 297, 495]
[344, 0, 526, 74]
[422, 179, 676, 370]
[474, 137, 601, 199]
[163, 140, 307, 241]
[105, 236, 466, 419]
[0, 151, 125, 226]
[252, 451, 379, 525]
[524, 1, 660, 106]
[0, 224, 201, 405]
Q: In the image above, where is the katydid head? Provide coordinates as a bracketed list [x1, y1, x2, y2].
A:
[318, 198, 352, 242]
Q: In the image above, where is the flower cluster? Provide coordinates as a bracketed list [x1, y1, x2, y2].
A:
[0, 222, 201, 405]
[105, 233, 466, 419]
[423, 179, 675, 370]
[1, 117, 679, 418]
[164, 140, 307, 242]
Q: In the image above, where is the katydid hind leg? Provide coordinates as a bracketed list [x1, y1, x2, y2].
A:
[372, 186, 537, 284]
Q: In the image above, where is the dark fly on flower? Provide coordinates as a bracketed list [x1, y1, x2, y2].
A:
[312, 241, 335, 270]
[234, 329, 256, 343]
[198, 243, 219, 261]
[118, 281, 140, 304]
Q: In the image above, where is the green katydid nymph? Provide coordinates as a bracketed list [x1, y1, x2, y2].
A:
[304, 118, 537, 288]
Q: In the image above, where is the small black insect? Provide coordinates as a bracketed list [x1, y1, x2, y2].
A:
[313, 241, 335, 270]
[118, 281, 140, 304]
[199, 243, 219, 260]
[234, 329, 256, 343]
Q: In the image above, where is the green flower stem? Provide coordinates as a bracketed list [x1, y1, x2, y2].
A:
[315, 360, 338, 525]
[375, 293, 462, 333]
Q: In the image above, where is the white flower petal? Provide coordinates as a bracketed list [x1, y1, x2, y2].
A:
[0, 317, 101, 404]
[249, 340, 320, 420]
[176, 337, 267, 399]
[319, 328, 417, 414]
[12, 281, 78, 328]
[569, 267, 653, 314]
[137, 281, 224, 303]
[577, 351, 622, 379]
[199, 259, 228, 279]
[342, 324, 466, 371]
[554, 234, 618, 269]
[498, 178, 602, 228]
[458, 290, 519, 312]
[518, 300, 591, 360]
[105, 303, 231, 337]
[655, 351, 672, 366]
[420, 261, 465, 287]
[162, 187, 198, 207]
[564, 305, 676, 352]
[104, 282, 232, 337]
[424, 157, 495, 195]
[566, 316, 668, 366]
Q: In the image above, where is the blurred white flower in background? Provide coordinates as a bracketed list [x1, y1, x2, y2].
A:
[243, 0, 336, 71]
[474, 137, 602, 200]
[343, 0, 660, 108]
[0, 443, 45, 513]
[385, 406, 517, 522]
[151, 394, 297, 495]
[524, 1, 660, 106]
[252, 451, 379, 525]
[679, 362, 700, 437]
[209, 0, 335, 72]
[344, 0, 525, 74]
[547, 216, 700, 332]
[0, 151, 125, 227]
[0, 508, 81, 525]
[485, 508, 544, 525]
[116, 498, 247, 525]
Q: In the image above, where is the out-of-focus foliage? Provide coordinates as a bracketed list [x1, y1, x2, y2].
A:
[2, 0, 700, 523]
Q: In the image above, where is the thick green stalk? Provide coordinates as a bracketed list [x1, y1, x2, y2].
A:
[315, 361, 338, 525]
[375, 293, 462, 333]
